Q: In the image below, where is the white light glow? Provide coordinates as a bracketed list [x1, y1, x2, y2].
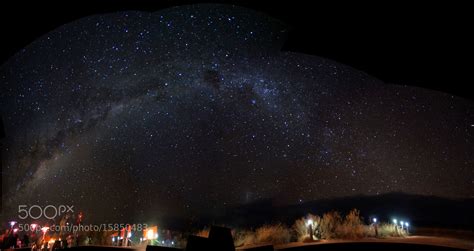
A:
[146, 229, 156, 239]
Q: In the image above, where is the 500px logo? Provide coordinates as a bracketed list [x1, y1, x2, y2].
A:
[18, 205, 74, 220]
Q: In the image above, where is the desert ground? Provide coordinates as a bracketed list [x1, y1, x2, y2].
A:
[237, 236, 474, 251]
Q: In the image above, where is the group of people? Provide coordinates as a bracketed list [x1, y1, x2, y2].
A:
[0, 228, 71, 251]
[0, 229, 30, 249]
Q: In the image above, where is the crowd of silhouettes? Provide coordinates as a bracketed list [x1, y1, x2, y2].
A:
[0, 228, 28, 249]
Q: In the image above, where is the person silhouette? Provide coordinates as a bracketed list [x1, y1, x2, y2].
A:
[22, 234, 30, 247]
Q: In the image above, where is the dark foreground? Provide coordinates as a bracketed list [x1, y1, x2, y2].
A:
[274, 242, 469, 251]
[3, 240, 473, 251]
[4, 227, 473, 251]
[3, 241, 472, 251]
[264, 236, 474, 251]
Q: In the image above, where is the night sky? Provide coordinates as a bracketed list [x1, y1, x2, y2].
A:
[1, 4, 473, 223]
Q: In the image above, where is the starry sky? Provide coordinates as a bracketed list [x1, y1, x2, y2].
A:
[1, 4, 473, 223]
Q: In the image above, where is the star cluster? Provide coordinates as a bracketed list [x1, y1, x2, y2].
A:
[1, 5, 473, 222]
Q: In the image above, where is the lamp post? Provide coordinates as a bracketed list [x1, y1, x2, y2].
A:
[307, 219, 314, 240]
[405, 222, 409, 235]
[372, 218, 378, 237]
[392, 219, 398, 235]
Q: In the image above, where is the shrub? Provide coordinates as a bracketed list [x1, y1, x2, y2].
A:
[255, 223, 291, 245]
[195, 228, 210, 238]
[337, 209, 368, 239]
[377, 223, 406, 238]
[320, 211, 343, 239]
[233, 229, 256, 247]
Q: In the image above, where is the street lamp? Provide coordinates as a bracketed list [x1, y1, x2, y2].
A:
[372, 218, 378, 237]
[306, 219, 314, 240]
[392, 219, 397, 225]
[400, 221, 404, 230]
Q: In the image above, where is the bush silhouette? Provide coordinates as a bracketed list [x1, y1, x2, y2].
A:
[255, 224, 291, 245]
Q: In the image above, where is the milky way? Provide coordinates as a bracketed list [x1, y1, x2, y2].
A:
[1, 4, 473, 223]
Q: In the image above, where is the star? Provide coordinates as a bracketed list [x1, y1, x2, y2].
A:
[0, 4, 472, 224]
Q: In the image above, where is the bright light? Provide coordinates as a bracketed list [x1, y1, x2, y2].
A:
[127, 232, 132, 238]
[31, 224, 38, 230]
[13, 228, 18, 233]
[146, 229, 155, 239]
[41, 227, 49, 233]
[405, 222, 409, 227]
[307, 219, 313, 226]
[392, 219, 397, 224]
[139, 238, 143, 242]
[9, 221, 17, 227]
[373, 218, 377, 223]
[400, 221, 404, 226]
[112, 237, 116, 242]
[154, 233, 158, 239]
[171, 241, 175, 245]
